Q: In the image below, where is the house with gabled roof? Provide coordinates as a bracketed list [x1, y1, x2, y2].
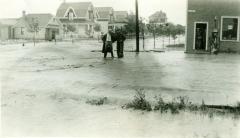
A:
[0, 18, 18, 40]
[113, 11, 128, 30]
[95, 7, 115, 33]
[149, 11, 167, 24]
[13, 11, 62, 41]
[56, 2, 95, 38]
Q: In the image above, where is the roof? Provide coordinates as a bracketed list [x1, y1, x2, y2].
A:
[14, 13, 56, 29]
[149, 11, 167, 23]
[95, 7, 113, 19]
[114, 11, 128, 23]
[0, 18, 18, 26]
[56, 2, 93, 18]
[24, 14, 53, 27]
[149, 11, 167, 19]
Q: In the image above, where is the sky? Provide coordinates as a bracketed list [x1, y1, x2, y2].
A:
[0, 0, 187, 25]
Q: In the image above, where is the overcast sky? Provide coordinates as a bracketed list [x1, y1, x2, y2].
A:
[0, 0, 187, 25]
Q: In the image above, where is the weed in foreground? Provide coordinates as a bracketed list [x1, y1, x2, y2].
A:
[86, 97, 108, 106]
[124, 89, 152, 111]
[153, 96, 191, 114]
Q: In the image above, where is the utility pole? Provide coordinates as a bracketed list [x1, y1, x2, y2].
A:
[153, 24, 156, 49]
[135, 0, 140, 53]
[142, 23, 145, 51]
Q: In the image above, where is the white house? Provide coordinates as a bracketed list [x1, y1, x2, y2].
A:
[56, 2, 95, 38]
[13, 12, 61, 41]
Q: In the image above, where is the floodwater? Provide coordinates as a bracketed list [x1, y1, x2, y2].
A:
[1, 40, 240, 137]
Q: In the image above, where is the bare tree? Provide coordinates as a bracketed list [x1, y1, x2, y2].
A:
[29, 18, 39, 46]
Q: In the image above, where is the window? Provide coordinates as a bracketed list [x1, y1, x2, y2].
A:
[21, 27, 24, 35]
[88, 11, 94, 20]
[68, 11, 74, 20]
[64, 8, 76, 20]
[221, 16, 239, 41]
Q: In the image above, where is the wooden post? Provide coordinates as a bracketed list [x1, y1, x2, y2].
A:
[135, 0, 139, 52]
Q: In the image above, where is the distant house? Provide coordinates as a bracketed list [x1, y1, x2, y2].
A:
[0, 18, 17, 40]
[13, 12, 61, 41]
[149, 11, 167, 24]
[95, 7, 114, 33]
[113, 11, 128, 29]
[186, 0, 240, 53]
[56, 2, 95, 38]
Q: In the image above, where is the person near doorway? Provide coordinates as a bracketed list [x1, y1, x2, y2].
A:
[196, 29, 203, 50]
[116, 29, 126, 58]
[209, 29, 219, 54]
[102, 29, 116, 58]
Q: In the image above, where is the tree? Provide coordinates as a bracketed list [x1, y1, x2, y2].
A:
[147, 22, 185, 46]
[93, 23, 101, 32]
[28, 18, 39, 46]
[124, 12, 136, 35]
[93, 23, 101, 40]
[124, 12, 145, 37]
[67, 24, 76, 32]
[149, 11, 167, 24]
[173, 24, 185, 44]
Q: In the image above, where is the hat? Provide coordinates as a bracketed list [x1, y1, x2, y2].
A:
[213, 29, 218, 33]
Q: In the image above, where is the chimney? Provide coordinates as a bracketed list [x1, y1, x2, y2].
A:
[22, 10, 26, 18]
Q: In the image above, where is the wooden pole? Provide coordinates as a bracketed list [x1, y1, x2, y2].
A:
[135, 0, 139, 52]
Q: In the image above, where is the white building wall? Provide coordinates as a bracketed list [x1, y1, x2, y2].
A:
[14, 27, 46, 40]
[0, 27, 9, 40]
[96, 21, 109, 34]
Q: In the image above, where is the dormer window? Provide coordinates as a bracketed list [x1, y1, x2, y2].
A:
[21, 27, 24, 35]
[88, 10, 94, 20]
[64, 8, 76, 20]
[88, 6, 94, 20]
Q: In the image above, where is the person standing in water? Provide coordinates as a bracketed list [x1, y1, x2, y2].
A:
[116, 29, 126, 58]
[102, 29, 116, 58]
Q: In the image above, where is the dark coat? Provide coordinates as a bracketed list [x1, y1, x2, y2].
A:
[116, 32, 126, 58]
[102, 32, 117, 53]
[116, 32, 126, 43]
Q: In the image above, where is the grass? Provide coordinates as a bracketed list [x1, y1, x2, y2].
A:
[124, 92, 240, 117]
[166, 44, 184, 48]
[124, 89, 152, 111]
[153, 96, 190, 114]
[86, 97, 108, 106]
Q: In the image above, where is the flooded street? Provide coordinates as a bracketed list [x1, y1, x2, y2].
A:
[1, 40, 240, 137]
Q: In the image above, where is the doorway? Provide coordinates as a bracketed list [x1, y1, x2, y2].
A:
[194, 22, 208, 50]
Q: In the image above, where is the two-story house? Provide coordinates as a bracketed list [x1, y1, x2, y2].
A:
[56, 2, 95, 38]
[113, 11, 128, 30]
[149, 11, 167, 25]
[95, 7, 115, 33]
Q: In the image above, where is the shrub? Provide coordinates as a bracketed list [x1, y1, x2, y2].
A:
[176, 96, 189, 110]
[125, 89, 152, 111]
[154, 96, 191, 114]
[200, 99, 206, 111]
[168, 102, 179, 114]
[153, 95, 168, 113]
[86, 97, 108, 106]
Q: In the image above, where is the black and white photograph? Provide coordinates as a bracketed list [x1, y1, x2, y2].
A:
[0, 0, 240, 137]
